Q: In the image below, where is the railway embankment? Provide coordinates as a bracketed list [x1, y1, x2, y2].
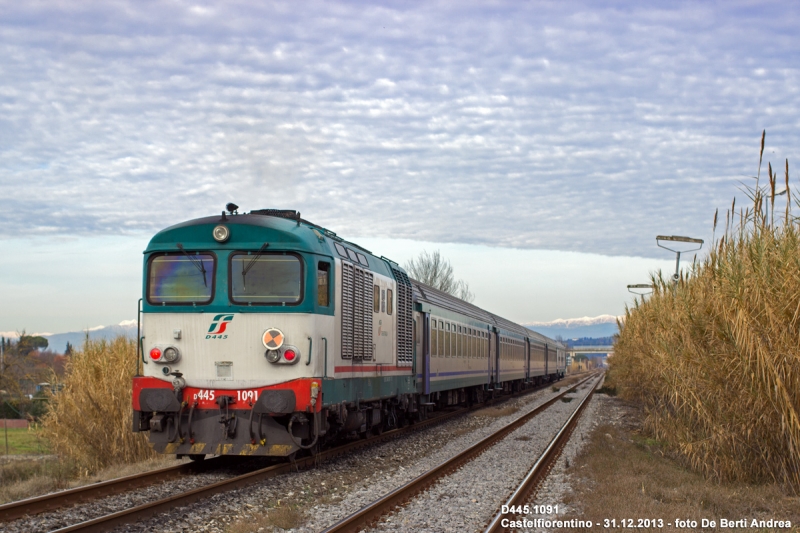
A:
[553, 391, 800, 533]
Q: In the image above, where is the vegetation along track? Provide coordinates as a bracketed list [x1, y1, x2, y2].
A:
[2, 375, 588, 532]
[320, 373, 600, 533]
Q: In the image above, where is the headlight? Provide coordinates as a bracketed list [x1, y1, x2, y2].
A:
[213, 225, 230, 242]
[265, 346, 301, 365]
[149, 345, 180, 364]
[163, 346, 180, 363]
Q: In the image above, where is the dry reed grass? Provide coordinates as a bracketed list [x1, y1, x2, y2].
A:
[613, 132, 800, 491]
[40, 336, 155, 475]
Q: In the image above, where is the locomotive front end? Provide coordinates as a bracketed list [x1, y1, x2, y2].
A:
[132, 210, 333, 458]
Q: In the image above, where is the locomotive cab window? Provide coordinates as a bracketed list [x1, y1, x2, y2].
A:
[230, 252, 303, 304]
[147, 252, 216, 305]
[317, 262, 330, 306]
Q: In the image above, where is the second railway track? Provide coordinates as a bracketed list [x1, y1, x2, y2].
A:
[321, 373, 601, 533]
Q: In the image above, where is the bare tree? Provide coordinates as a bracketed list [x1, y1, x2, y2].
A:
[403, 250, 475, 303]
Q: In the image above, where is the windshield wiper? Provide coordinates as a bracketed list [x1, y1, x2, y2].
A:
[242, 243, 269, 289]
[176, 243, 208, 287]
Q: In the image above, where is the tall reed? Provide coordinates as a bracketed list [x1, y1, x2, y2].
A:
[40, 336, 154, 474]
[613, 134, 800, 490]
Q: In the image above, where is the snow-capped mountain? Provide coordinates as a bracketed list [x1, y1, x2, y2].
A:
[525, 315, 620, 339]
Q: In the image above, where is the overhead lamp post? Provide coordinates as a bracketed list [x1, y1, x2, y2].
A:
[656, 235, 703, 285]
[627, 283, 654, 295]
[627, 283, 654, 305]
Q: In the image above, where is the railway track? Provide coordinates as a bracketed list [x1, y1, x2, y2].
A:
[319, 373, 599, 533]
[2, 374, 589, 532]
[483, 375, 600, 533]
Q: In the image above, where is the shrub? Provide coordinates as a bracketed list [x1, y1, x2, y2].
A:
[40, 336, 154, 474]
[613, 134, 800, 491]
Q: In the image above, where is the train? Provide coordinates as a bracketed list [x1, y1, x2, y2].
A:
[132, 208, 566, 458]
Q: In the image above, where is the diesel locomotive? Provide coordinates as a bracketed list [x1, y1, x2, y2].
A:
[132, 208, 566, 458]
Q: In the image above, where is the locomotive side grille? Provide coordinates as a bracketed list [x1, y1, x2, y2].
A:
[392, 268, 413, 367]
[353, 267, 364, 359]
[341, 262, 354, 359]
[362, 269, 373, 360]
[340, 261, 374, 361]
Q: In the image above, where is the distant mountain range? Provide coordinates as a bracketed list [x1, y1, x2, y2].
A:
[3, 314, 621, 353]
[525, 315, 620, 340]
[0, 321, 138, 354]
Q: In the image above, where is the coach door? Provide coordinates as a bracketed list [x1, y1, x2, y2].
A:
[491, 327, 500, 387]
[525, 338, 530, 383]
[420, 312, 431, 394]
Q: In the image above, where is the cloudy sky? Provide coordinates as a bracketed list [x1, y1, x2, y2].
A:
[2, 1, 798, 334]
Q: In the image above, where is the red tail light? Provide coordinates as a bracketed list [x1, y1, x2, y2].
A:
[150, 348, 162, 361]
[283, 349, 296, 362]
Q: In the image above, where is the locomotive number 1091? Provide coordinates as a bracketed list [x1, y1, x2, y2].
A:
[191, 389, 260, 403]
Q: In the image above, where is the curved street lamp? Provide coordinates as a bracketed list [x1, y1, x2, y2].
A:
[656, 235, 703, 285]
[627, 283, 654, 295]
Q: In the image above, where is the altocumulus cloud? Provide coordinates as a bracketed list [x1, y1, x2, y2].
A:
[1, 0, 799, 257]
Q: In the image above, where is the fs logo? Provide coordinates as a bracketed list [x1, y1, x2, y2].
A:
[206, 314, 234, 339]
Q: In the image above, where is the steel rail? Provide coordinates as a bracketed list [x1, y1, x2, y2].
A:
[319, 374, 598, 533]
[4, 407, 459, 531]
[483, 375, 601, 533]
[0, 456, 230, 522]
[2, 373, 588, 530]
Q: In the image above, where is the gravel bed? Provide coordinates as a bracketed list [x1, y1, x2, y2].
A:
[361, 378, 600, 533]
[2, 463, 252, 533]
[111, 379, 587, 533]
[519, 385, 604, 532]
[2, 375, 592, 533]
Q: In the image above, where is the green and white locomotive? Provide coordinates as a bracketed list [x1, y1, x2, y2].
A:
[132, 208, 565, 458]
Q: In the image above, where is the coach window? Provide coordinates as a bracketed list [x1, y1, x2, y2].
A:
[431, 320, 438, 356]
[438, 320, 444, 357]
[317, 262, 330, 306]
[456, 326, 461, 357]
[387, 289, 393, 315]
[471, 329, 476, 358]
[373, 285, 380, 313]
[470, 329, 475, 358]
[445, 323, 451, 357]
